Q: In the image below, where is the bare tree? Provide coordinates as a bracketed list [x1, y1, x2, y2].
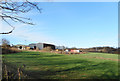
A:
[0, 0, 41, 34]
[1, 38, 10, 48]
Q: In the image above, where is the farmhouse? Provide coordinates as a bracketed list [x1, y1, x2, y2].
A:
[29, 43, 55, 50]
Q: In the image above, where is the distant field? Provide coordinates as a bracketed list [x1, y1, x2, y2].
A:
[2, 51, 119, 79]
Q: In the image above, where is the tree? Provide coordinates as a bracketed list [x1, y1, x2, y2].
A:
[1, 38, 10, 48]
[0, 0, 41, 34]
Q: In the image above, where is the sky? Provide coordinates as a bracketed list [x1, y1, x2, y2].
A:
[1, 2, 118, 48]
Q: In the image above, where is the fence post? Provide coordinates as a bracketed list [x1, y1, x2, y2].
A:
[4, 65, 8, 80]
[18, 68, 21, 80]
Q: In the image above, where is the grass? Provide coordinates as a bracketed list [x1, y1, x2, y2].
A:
[2, 51, 119, 79]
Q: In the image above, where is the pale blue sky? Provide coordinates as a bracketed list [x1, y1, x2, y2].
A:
[1, 2, 118, 48]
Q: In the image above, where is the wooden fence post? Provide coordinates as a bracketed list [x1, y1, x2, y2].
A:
[18, 68, 21, 80]
[4, 65, 8, 81]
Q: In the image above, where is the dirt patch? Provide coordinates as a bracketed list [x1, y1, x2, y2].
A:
[84, 56, 119, 61]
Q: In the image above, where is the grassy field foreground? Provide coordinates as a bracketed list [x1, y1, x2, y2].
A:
[2, 51, 118, 79]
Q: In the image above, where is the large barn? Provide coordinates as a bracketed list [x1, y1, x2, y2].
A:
[29, 43, 55, 50]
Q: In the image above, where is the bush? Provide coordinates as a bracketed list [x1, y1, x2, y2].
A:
[1, 48, 22, 54]
[41, 46, 52, 52]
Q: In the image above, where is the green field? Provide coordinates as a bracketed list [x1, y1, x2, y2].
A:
[2, 51, 119, 79]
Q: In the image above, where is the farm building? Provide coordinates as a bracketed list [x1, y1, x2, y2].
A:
[55, 46, 65, 49]
[29, 43, 38, 50]
[29, 43, 55, 50]
[65, 48, 82, 54]
[14, 44, 26, 50]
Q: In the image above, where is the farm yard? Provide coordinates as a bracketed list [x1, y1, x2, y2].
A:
[2, 51, 119, 79]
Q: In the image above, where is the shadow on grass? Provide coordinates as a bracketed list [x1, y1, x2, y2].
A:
[89, 70, 119, 79]
[19, 51, 63, 57]
[23, 61, 118, 79]
[43, 54, 63, 57]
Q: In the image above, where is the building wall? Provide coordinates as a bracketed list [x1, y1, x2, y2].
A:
[29, 44, 37, 49]
[37, 43, 43, 50]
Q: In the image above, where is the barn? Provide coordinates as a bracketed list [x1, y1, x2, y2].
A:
[29, 43, 55, 50]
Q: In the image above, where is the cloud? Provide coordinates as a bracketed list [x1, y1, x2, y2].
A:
[1, 22, 64, 46]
